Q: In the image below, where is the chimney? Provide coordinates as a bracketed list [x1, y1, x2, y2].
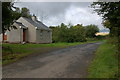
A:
[32, 14, 37, 21]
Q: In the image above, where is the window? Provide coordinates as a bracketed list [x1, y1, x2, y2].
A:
[40, 30, 43, 36]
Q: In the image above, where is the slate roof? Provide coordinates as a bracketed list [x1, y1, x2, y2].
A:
[21, 17, 51, 31]
[14, 22, 27, 29]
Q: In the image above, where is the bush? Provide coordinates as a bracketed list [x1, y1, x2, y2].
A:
[50, 23, 87, 43]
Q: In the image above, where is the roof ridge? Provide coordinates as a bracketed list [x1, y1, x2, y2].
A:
[20, 17, 51, 30]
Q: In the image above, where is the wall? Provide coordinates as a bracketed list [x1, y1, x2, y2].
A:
[0, 34, 2, 42]
[17, 17, 36, 43]
[36, 29, 52, 43]
[7, 26, 23, 43]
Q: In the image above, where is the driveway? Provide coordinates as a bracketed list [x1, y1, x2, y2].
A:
[3, 42, 102, 78]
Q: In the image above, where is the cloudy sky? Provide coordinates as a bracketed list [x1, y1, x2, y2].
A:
[14, 2, 106, 30]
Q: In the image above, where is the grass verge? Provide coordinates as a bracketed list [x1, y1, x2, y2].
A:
[2, 40, 103, 65]
[88, 41, 118, 78]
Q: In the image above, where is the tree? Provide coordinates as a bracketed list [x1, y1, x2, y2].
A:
[2, 2, 14, 33]
[85, 24, 99, 38]
[12, 8, 21, 21]
[91, 2, 120, 37]
[21, 7, 31, 18]
[2, 2, 32, 42]
[91, 2, 120, 77]
[2, 2, 21, 41]
[0, 2, 1, 34]
[49, 26, 60, 43]
[2, 3, 32, 32]
[69, 24, 86, 42]
[58, 23, 68, 42]
[91, 2, 120, 43]
[50, 23, 86, 43]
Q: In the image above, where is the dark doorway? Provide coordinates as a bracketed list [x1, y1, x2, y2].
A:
[23, 29, 26, 42]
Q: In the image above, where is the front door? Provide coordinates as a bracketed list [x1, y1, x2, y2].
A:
[3, 35, 7, 41]
[23, 29, 26, 42]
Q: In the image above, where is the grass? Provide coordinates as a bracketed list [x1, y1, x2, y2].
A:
[88, 41, 118, 78]
[2, 40, 103, 65]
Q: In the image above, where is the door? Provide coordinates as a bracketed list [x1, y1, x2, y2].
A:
[3, 35, 7, 41]
[23, 29, 26, 42]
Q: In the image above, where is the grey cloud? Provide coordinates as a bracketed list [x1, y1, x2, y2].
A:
[14, 2, 105, 30]
[15, 2, 70, 16]
[14, 2, 92, 17]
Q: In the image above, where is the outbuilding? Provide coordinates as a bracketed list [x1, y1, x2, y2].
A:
[5, 16, 52, 43]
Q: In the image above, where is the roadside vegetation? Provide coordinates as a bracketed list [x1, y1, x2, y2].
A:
[88, 2, 120, 78]
[2, 42, 79, 65]
[88, 40, 118, 78]
[2, 40, 103, 65]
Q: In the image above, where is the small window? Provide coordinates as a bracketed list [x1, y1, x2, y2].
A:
[40, 30, 43, 32]
[40, 30, 43, 36]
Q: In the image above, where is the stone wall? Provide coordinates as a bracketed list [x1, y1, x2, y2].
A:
[36, 30, 52, 43]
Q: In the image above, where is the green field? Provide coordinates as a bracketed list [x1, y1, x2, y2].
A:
[88, 41, 118, 78]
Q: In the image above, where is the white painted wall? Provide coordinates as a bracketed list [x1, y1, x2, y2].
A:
[0, 34, 2, 42]
[17, 17, 36, 43]
[7, 28, 23, 43]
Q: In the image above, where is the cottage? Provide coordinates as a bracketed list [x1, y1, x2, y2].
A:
[4, 16, 52, 43]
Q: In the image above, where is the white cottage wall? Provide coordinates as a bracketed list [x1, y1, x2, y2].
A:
[6, 17, 52, 43]
[17, 17, 37, 43]
[7, 27, 23, 43]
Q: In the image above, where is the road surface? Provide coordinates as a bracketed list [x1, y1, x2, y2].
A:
[3, 42, 102, 78]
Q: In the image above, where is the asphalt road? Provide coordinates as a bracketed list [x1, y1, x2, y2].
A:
[3, 42, 102, 78]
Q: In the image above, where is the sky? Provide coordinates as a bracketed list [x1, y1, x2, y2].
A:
[14, 2, 108, 30]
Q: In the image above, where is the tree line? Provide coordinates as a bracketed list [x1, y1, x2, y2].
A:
[50, 23, 99, 43]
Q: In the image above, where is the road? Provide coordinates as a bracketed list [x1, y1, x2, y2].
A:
[3, 42, 102, 78]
